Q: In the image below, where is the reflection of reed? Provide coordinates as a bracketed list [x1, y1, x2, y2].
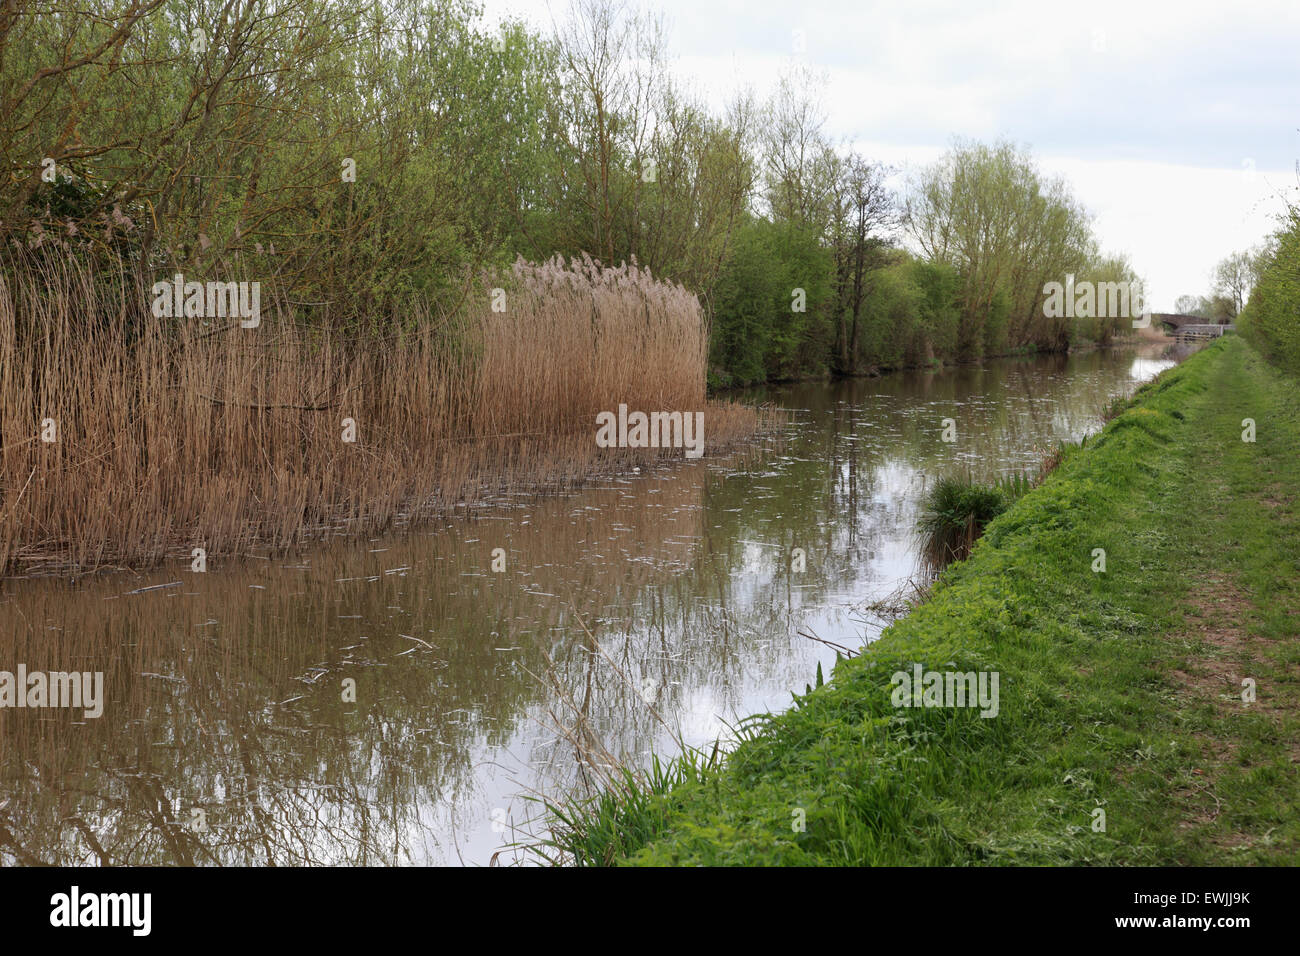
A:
[0, 456, 738, 864]
[0, 562, 462, 863]
[0, 420, 881, 864]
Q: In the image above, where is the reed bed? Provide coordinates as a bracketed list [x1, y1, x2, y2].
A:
[0, 252, 758, 575]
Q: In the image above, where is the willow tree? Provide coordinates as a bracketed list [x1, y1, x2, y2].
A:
[1212, 249, 1254, 317]
[1, 0, 568, 326]
[758, 63, 839, 233]
[542, 0, 666, 267]
[633, 88, 757, 294]
[904, 140, 1097, 356]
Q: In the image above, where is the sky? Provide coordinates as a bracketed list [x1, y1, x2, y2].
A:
[480, 0, 1300, 310]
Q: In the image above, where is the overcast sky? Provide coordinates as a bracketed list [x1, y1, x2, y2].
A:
[482, 0, 1299, 310]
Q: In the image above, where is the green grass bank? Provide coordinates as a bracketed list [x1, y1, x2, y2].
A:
[555, 336, 1300, 865]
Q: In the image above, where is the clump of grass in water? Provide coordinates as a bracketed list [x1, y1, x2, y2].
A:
[918, 475, 1012, 569]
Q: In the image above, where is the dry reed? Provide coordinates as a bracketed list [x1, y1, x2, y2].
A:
[0, 252, 758, 575]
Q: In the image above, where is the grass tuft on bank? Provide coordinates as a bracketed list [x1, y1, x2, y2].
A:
[545, 337, 1300, 865]
[917, 475, 1009, 568]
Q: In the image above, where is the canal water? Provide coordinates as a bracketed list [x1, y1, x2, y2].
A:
[0, 344, 1182, 865]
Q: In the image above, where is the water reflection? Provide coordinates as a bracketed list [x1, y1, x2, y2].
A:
[0, 345, 1178, 865]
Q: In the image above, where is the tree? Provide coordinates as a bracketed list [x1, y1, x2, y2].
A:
[1238, 206, 1300, 371]
[547, 0, 665, 266]
[828, 153, 895, 373]
[759, 64, 839, 233]
[1212, 250, 1253, 317]
[904, 139, 1095, 357]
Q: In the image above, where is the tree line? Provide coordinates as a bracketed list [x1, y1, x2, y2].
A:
[3, 0, 1138, 388]
[1172, 191, 1299, 377]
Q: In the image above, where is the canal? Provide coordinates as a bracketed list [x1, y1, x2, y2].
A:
[0, 344, 1183, 865]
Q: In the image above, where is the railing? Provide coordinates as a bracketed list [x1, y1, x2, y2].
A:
[1174, 324, 1234, 341]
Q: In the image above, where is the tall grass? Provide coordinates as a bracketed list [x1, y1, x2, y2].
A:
[0, 252, 756, 574]
[527, 753, 719, 867]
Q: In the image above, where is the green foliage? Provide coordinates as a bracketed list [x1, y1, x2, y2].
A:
[907, 258, 963, 359]
[767, 223, 835, 379]
[854, 263, 922, 368]
[527, 750, 720, 867]
[905, 140, 1099, 358]
[737, 251, 963, 377]
[708, 221, 780, 386]
[981, 284, 1012, 356]
[995, 470, 1034, 501]
[1239, 210, 1300, 375]
[708, 219, 833, 385]
[0, 3, 1148, 384]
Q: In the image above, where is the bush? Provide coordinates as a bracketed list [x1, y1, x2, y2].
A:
[1239, 212, 1300, 375]
[709, 219, 833, 385]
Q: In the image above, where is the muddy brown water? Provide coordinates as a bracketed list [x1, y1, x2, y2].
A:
[0, 345, 1182, 865]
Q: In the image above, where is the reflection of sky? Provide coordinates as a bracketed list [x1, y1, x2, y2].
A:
[444, 346, 1181, 866]
[1130, 358, 1177, 381]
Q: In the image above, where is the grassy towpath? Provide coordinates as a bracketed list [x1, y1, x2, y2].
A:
[559, 337, 1300, 865]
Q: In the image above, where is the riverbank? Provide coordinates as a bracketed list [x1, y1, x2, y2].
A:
[711, 330, 1176, 393]
[553, 336, 1300, 865]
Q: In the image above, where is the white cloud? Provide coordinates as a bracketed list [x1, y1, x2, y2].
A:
[1034, 157, 1293, 309]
